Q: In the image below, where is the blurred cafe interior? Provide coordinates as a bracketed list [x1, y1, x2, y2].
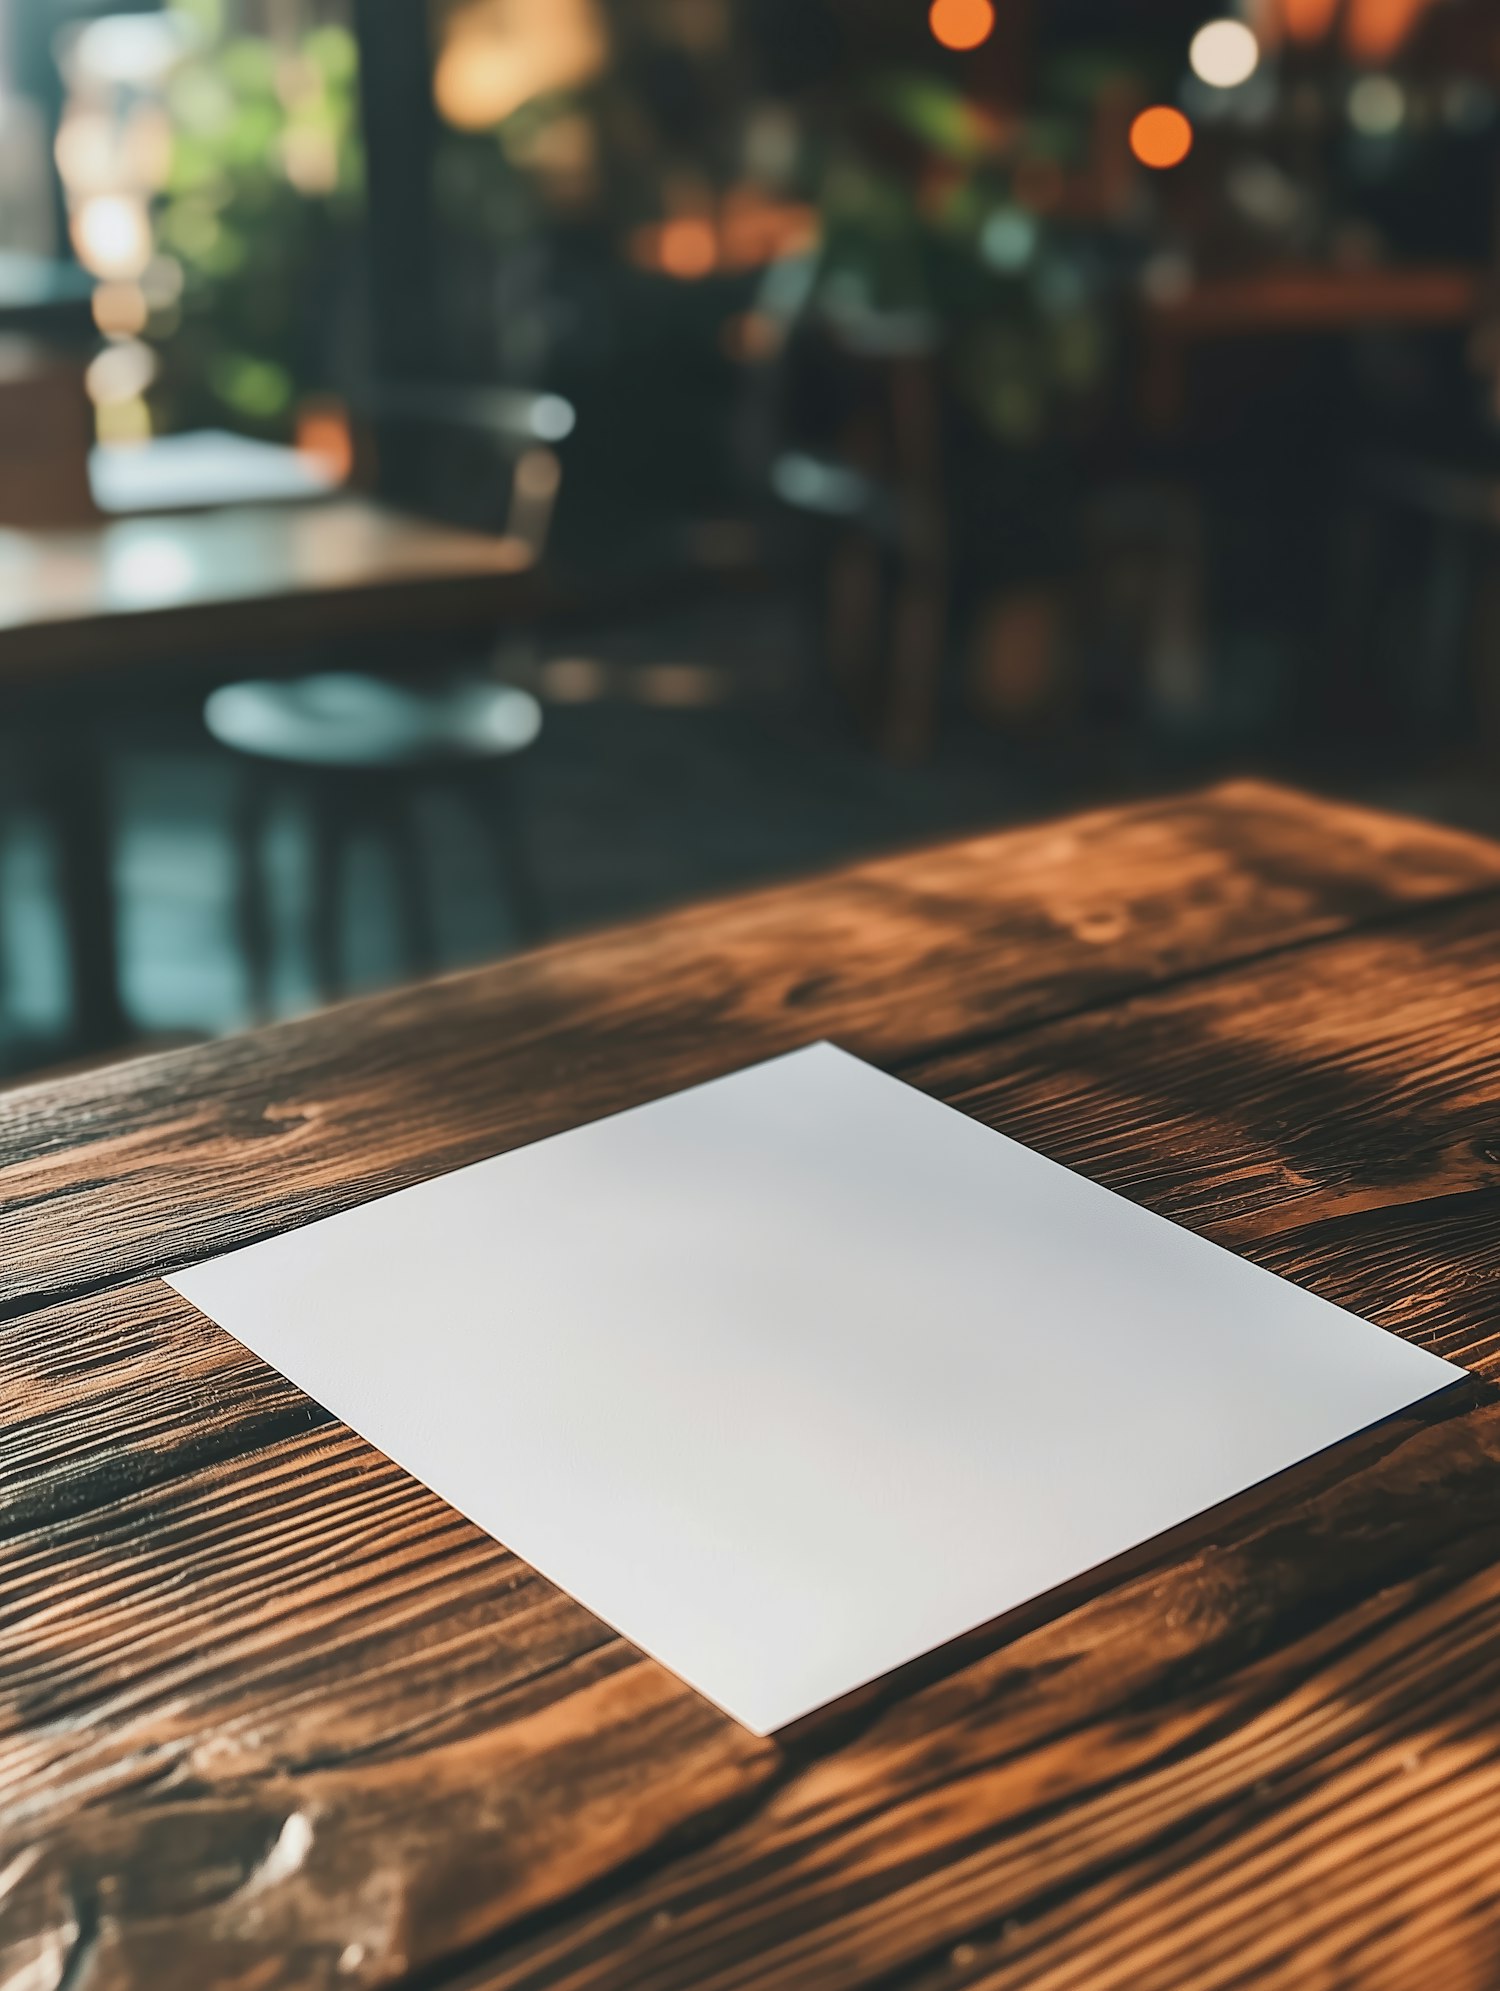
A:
[1, 0, 1498, 1077]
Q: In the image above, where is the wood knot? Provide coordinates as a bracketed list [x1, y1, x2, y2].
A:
[261, 1100, 317, 1129]
[785, 975, 834, 1008]
[1070, 908, 1128, 945]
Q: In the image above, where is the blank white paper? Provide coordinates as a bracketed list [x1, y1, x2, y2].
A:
[168, 1042, 1462, 1734]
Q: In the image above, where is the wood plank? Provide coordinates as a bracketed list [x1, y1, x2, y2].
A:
[464, 1396, 1500, 1991]
[10, 872, 1500, 1986]
[0, 1281, 776, 1989]
[3, 778, 1500, 1321]
[4, 1334, 1491, 1989]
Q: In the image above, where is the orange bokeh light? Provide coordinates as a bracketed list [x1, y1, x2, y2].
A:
[296, 401, 355, 483]
[1345, 0, 1433, 62]
[1272, 0, 1436, 59]
[929, 0, 996, 52]
[1130, 106, 1194, 170]
[1279, 0, 1341, 40]
[656, 216, 717, 280]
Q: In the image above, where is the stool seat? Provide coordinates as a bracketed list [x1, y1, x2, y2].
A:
[206, 670, 545, 1015]
[204, 672, 542, 769]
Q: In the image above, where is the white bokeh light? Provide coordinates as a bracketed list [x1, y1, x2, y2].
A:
[71, 193, 152, 279]
[1189, 19, 1260, 89]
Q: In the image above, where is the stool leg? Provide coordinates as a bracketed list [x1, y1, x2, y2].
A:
[233, 770, 275, 1023]
[469, 764, 545, 946]
[383, 779, 438, 979]
[307, 777, 345, 1003]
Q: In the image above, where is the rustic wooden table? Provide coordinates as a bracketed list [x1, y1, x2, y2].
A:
[6, 778, 1500, 1990]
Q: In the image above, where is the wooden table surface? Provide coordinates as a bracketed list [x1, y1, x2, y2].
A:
[7, 778, 1500, 1989]
[0, 499, 536, 686]
[1138, 264, 1486, 433]
[1145, 264, 1485, 339]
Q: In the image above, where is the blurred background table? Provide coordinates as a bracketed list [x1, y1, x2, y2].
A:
[1141, 263, 1489, 429]
[5, 779, 1500, 1988]
[1145, 263, 1485, 341]
[0, 498, 536, 684]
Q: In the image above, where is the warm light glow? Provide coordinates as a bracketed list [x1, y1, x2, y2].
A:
[280, 125, 340, 195]
[513, 447, 562, 502]
[120, 103, 172, 190]
[656, 216, 717, 279]
[54, 111, 119, 194]
[540, 656, 609, 703]
[1345, 0, 1434, 64]
[92, 280, 149, 338]
[717, 189, 818, 272]
[1189, 19, 1260, 88]
[502, 108, 598, 203]
[1279, 0, 1341, 42]
[928, 0, 996, 52]
[1130, 106, 1194, 170]
[85, 338, 157, 406]
[296, 402, 355, 483]
[72, 194, 152, 279]
[94, 396, 152, 446]
[508, 446, 565, 552]
[633, 663, 726, 709]
[630, 198, 815, 282]
[433, 38, 529, 130]
[433, 0, 606, 131]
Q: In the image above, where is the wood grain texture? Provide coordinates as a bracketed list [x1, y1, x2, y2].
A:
[2, 778, 1499, 1320]
[6, 780, 1500, 1989]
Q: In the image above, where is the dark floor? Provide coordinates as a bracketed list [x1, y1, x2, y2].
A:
[2, 588, 1497, 1080]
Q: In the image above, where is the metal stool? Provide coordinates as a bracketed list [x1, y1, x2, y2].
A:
[205, 672, 544, 1015]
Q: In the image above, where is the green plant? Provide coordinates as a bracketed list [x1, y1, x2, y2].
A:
[806, 71, 1112, 446]
[149, 3, 363, 436]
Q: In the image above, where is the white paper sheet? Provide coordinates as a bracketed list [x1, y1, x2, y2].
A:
[168, 1042, 1462, 1734]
